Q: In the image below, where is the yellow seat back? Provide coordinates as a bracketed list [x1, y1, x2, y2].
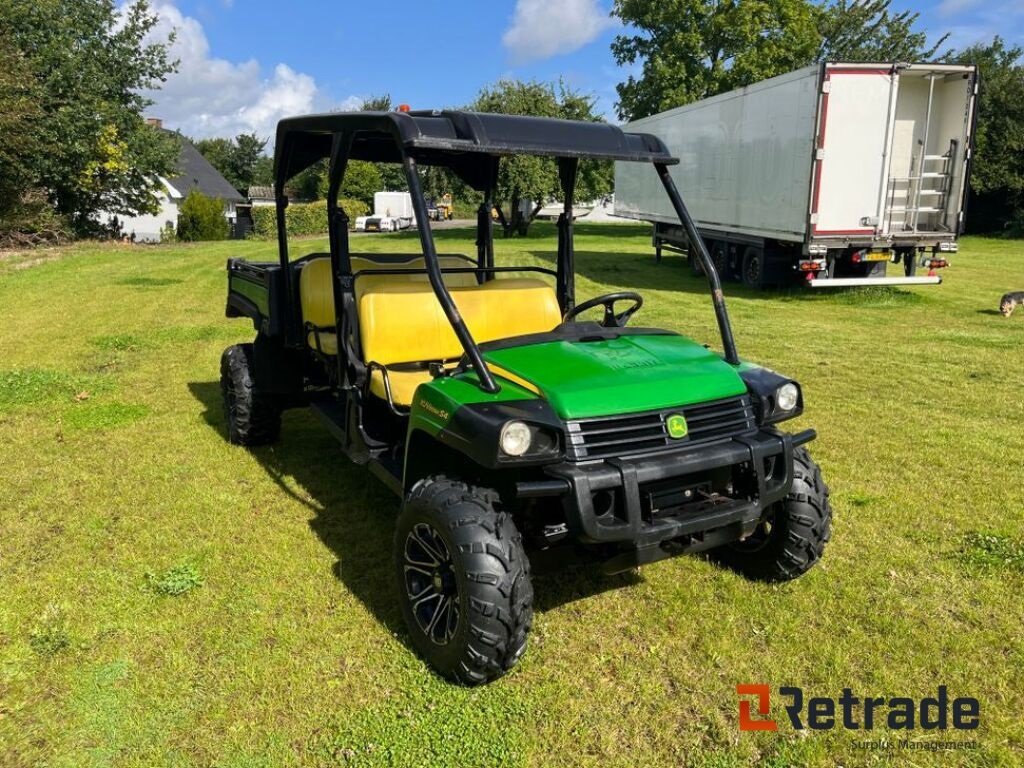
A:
[358, 278, 562, 366]
[299, 257, 335, 328]
[298, 255, 477, 330]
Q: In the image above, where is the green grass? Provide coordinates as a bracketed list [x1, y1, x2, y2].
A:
[1, 226, 1022, 767]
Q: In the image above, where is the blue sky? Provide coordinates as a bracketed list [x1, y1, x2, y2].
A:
[144, 0, 1023, 142]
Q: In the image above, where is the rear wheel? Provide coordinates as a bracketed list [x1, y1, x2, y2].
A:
[220, 343, 282, 445]
[741, 246, 765, 289]
[395, 477, 533, 685]
[710, 241, 730, 280]
[712, 447, 831, 581]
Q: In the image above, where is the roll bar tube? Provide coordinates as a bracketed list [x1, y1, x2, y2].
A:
[655, 163, 740, 365]
[402, 155, 501, 394]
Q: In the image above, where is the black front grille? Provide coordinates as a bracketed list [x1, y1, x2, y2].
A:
[566, 395, 757, 461]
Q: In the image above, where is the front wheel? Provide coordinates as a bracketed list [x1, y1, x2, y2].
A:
[712, 447, 831, 581]
[395, 478, 533, 685]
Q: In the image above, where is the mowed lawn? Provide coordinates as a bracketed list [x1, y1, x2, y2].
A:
[1, 224, 1022, 768]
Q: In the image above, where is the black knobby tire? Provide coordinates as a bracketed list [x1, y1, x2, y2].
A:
[712, 447, 831, 582]
[395, 477, 533, 685]
[220, 344, 282, 446]
[741, 246, 766, 290]
[710, 242, 730, 280]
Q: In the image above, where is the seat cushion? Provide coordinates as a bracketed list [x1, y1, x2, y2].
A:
[368, 367, 432, 405]
[307, 330, 338, 356]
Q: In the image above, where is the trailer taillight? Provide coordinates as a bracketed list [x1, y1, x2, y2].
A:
[922, 258, 949, 269]
[799, 260, 826, 271]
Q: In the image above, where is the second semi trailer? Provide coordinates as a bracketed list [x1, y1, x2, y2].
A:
[614, 62, 979, 288]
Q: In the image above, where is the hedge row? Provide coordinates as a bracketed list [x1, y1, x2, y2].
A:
[250, 198, 369, 239]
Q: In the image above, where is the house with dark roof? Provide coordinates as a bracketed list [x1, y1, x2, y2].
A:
[104, 120, 247, 242]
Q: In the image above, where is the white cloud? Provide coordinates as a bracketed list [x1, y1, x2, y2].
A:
[502, 0, 614, 63]
[938, 0, 984, 17]
[139, 2, 357, 140]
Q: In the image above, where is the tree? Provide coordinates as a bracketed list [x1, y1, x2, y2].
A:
[612, 0, 948, 120]
[362, 94, 393, 112]
[612, 0, 820, 120]
[471, 79, 613, 235]
[194, 133, 269, 193]
[360, 95, 408, 192]
[176, 189, 228, 241]
[949, 38, 1024, 233]
[0, 35, 42, 223]
[0, 0, 179, 233]
[315, 160, 382, 207]
[818, 0, 949, 62]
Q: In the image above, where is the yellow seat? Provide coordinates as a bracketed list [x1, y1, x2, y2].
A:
[359, 278, 562, 405]
[297, 254, 562, 406]
[299, 255, 479, 352]
[368, 367, 441, 405]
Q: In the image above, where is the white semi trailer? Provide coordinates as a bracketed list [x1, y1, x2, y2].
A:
[354, 191, 416, 233]
[615, 62, 979, 288]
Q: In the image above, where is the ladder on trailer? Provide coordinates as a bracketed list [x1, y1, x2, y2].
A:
[883, 73, 957, 234]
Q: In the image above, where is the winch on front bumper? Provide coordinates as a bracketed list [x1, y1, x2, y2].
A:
[517, 427, 817, 572]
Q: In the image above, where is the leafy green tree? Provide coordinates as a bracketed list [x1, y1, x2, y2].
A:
[252, 155, 275, 187]
[194, 133, 268, 193]
[0, 35, 42, 224]
[949, 37, 1024, 233]
[193, 138, 233, 182]
[471, 79, 613, 235]
[176, 189, 228, 241]
[316, 160, 382, 207]
[0, 0, 179, 233]
[612, 0, 948, 120]
[817, 0, 949, 62]
[360, 95, 408, 192]
[362, 94, 393, 111]
[612, 0, 821, 120]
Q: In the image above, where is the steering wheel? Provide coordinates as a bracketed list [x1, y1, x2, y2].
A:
[563, 291, 644, 328]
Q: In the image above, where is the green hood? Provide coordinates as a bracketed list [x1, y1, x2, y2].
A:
[483, 333, 747, 420]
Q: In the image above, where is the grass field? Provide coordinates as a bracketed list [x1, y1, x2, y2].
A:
[1, 224, 1022, 767]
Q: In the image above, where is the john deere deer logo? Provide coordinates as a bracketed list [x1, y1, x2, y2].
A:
[666, 413, 688, 439]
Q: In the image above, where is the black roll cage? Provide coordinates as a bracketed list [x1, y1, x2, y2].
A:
[272, 110, 740, 396]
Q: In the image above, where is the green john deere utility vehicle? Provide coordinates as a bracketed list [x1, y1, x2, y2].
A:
[220, 110, 832, 684]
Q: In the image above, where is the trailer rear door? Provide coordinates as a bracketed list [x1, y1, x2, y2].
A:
[810, 66, 895, 238]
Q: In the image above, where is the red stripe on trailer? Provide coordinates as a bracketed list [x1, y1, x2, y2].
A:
[812, 228, 876, 235]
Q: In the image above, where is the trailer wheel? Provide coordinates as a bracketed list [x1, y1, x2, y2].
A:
[741, 247, 766, 289]
[710, 242, 729, 279]
[395, 477, 533, 685]
[220, 343, 282, 445]
[711, 447, 831, 581]
[688, 251, 705, 276]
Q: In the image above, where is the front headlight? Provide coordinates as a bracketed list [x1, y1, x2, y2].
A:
[500, 421, 533, 457]
[776, 382, 799, 412]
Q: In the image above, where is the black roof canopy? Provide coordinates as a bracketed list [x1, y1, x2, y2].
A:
[274, 110, 677, 189]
